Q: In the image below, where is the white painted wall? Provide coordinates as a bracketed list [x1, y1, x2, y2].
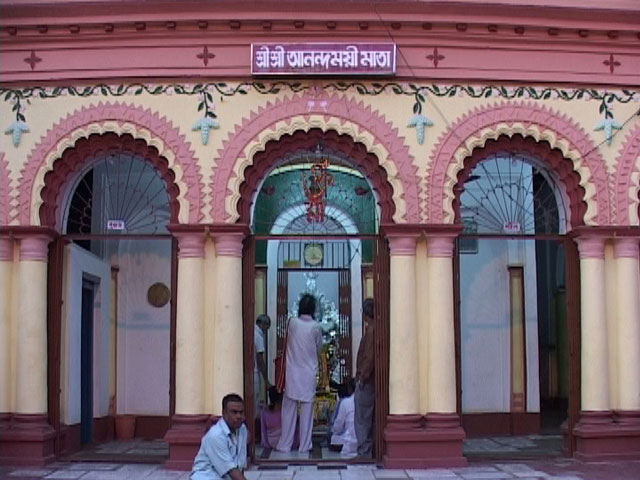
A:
[61, 243, 111, 425]
[460, 238, 540, 413]
[111, 239, 171, 416]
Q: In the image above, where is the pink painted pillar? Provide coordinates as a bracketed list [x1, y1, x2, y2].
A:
[384, 232, 422, 466]
[387, 234, 420, 416]
[424, 234, 465, 466]
[211, 233, 245, 413]
[0, 233, 55, 466]
[573, 235, 616, 460]
[613, 238, 640, 445]
[165, 229, 209, 470]
[384, 229, 465, 469]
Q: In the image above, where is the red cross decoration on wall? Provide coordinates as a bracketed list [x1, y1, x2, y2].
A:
[603, 54, 621, 74]
[197, 46, 215, 66]
[426, 47, 445, 68]
[24, 51, 42, 70]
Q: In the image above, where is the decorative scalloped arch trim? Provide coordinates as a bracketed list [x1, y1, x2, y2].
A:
[225, 116, 405, 224]
[16, 102, 202, 226]
[614, 126, 640, 226]
[427, 102, 609, 226]
[0, 153, 12, 225]
[211, 92, 419, 223]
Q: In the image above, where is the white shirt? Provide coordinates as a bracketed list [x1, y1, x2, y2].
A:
[191, 418, 247, 480]
[254, 325, 265, 374]
[330, 394, 357, 456]
[284, 314, 322, 402]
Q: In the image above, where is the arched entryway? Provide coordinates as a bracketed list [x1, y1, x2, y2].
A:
[238, 128, 394, 463]
[452, 134, 583, 458]
[41, 132, 179, 458]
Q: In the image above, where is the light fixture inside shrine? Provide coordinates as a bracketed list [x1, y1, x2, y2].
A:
[302, 144, 334, 223]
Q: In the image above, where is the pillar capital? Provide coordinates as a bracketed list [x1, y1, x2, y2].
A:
[176, 233, 206, 259]
[382, 224, 421, 256]
[212, 233, 244, 257]
[575, 236, 605, 259]
[168, 224, 206, 258]
[192, 223, 249, 258]
[426, 235, 456, 258]
[387, 234, 418, 256]
[19, 236, 52, 262]
[614, 237, 639, 259]
[0, 237, 13, 261]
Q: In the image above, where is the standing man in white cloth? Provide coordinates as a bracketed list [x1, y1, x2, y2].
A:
[276, 293, 322, 453]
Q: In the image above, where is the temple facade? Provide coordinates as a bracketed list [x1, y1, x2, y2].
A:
[1, 0, 639, 469]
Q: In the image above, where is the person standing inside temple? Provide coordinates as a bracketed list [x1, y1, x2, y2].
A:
[254, 314, 271, 417]
[354, 298, 375, 458]
[276, 294, 323, 453]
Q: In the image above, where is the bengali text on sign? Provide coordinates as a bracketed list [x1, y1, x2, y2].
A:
[251, 43, 396, 75]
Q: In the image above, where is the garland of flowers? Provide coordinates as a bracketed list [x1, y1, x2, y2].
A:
[1, 82, 637, 147]
[1, 82, 635, 103]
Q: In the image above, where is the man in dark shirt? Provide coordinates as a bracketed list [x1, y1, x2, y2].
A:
[354, 298, 375, 457]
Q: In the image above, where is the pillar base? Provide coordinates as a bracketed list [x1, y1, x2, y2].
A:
[0, 414, 56, 466]
[164, 414, 211, 470]
[383, 413, 466, 468]
[574, 410, 640, 460]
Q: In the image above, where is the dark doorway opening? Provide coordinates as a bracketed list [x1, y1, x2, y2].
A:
[81, 280, 95, 445]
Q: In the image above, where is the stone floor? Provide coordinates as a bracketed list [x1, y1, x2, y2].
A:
[58, 434, 566, 464]
[2, 459, 640, 480]
[463, 435, 564, 458]
[2, 436, 637, 480]
[62, 439, 169, 464]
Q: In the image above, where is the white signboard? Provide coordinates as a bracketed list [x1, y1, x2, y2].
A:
[107, 220, 125, 231]
[503, 221, 521, 234]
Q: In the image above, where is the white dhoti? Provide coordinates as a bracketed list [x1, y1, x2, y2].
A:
[278, 394, 314, 452]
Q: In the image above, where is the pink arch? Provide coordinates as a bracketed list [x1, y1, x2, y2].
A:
[0, 153, 11, 225]
[614, 125, 640, 225]
[427, 102, 610, 225]
[210, 92, 420, 223]
[16, 102, 203, 226]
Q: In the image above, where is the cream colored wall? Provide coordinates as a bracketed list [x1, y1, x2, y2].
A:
[0, 83, 637, 227]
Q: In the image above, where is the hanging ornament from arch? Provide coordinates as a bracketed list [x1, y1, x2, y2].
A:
[302, 148, 334, 223]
